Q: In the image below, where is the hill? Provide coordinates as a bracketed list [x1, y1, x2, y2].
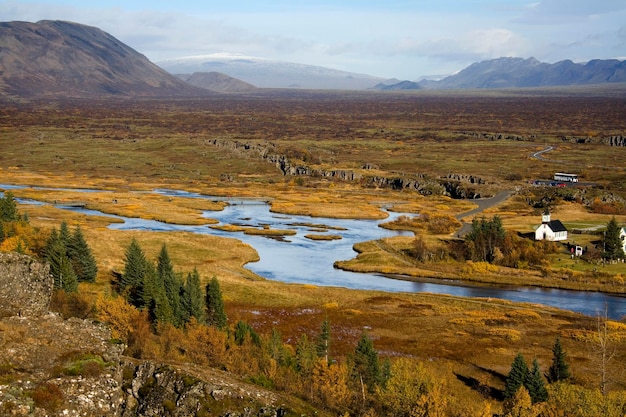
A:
[157, 53, 386, 90]
[420, 57, 626, 89]
[178, 71, 257, 93]
[0, 20, 208, 98]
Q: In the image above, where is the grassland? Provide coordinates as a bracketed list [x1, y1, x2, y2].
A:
[1, 89, 626, 409]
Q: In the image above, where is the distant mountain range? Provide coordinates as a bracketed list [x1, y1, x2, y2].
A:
[157, 54, 386, 90]
[1, 19, 625, 98]
[0, 20, 207, 98]
[379, 57, 626, 90]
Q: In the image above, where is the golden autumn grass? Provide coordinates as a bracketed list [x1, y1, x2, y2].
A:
[3, 93, 626, 405]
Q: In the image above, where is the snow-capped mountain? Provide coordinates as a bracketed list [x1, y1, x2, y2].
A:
[157, 53, 386, 90]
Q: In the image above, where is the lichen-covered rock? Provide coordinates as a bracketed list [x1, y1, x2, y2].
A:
[0, 252, 52, 317]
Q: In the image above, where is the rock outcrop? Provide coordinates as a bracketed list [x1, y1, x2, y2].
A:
[0, 253, 300, 416]
[206, 138, 487, 198]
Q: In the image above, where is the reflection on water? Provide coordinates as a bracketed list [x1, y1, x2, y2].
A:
[3, 185, 625, 319]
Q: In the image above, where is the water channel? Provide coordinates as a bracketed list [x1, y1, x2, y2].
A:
[3, 185, 625, 319]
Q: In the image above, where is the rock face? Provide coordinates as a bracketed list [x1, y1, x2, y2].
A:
[0, 252, 52, 317]
[0, 253, 300, 416]
[207, 138, 486, 198]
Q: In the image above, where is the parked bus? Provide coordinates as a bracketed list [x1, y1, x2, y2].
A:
[554, 173, 578, 182]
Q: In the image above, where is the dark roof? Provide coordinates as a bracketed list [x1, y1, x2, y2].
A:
[547, 220, 567, 232]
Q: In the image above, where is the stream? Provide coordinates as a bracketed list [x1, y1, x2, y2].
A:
[3, 185, 625, 319]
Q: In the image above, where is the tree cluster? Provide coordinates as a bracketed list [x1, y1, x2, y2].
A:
[0, 191, 43, 255]
[116, 239, 226, 330]
[460, 215, 560, 268]
[44, 221, 98, 293]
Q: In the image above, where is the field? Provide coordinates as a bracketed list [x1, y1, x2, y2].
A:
[1, 87, 626, 414]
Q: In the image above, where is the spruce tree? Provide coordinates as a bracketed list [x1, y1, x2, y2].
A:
[47, 238, 78, 292]
[0, 191, 18, 222]
[181, 268, 206, 325]
[316, 315, 331, 364]
[504, 353, 529, 399]
[352, 332, 382, 393]
[59, 221, 72, 249]
[68, 225, 98, 282]
[121, 238, 147, 308]
[526, 359, 548, 403]
[603, 217, 625, 260]
[205, 276, 227, 330]
[157, 244, 183, 326]
[547, 337, 570, 383]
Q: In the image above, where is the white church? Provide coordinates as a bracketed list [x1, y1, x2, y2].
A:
[535, 210, 568, 241]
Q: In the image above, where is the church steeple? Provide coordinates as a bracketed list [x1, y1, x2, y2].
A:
[542, 209, 551, 224]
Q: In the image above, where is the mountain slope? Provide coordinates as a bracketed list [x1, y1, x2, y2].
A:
[0, 20, 207, 98]
[423, 57, 626, 89]
[179, 71, 257, 93]
[158, 53, 386, 90]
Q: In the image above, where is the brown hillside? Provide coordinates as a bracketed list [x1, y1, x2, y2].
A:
[0, 20, 209, 98]
[182, 71, 257, 93]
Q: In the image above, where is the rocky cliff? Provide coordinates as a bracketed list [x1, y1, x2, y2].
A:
[0, 253, 299, 416]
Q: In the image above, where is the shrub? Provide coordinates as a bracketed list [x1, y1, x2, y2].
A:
[29, 382, 64, 412]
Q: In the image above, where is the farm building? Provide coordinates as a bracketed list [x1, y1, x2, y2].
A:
[535, 210, 568, 241]
[621, 227, 626, 254]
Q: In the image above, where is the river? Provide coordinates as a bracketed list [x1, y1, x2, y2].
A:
[2, 185, 625, 319]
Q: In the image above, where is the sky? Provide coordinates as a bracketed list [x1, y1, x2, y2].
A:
[2, 0, 625, 80]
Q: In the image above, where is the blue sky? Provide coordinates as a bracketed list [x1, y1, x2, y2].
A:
[2, 0, 625, 79]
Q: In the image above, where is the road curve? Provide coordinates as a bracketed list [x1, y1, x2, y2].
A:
[454, 190, 513, 237]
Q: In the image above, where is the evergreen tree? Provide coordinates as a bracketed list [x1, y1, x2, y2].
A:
[526, 359, 548, 403]
[148, 276, 175, 328]
[205, 276, 227, 330]
[44, 227, 60, 260]
[546, 337, 570, 383]
[504, 353, 529, 399]
[296, 334, 317, 375]
[316, 315, 331, 364]
[121, 238, 147, 308]
[352, 332, 382, 393]
[181, 268, 206, 325]
[0, 191, 18, 222]
[603, 217, 625, 260]
[157, 244, 183, 326]
[234, 320, 260, 346]
[465, 215, 506, 263]
[47, 238, 78, 292]
[67, 225, 98, 282]
[59, 220, 72, 248]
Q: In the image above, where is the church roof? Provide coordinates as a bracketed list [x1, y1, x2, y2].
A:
[546, 219, 567, 232]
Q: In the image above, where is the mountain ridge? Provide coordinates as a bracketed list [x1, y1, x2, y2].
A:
[0, 20, 209, 98]
[416, 57, 626, 89]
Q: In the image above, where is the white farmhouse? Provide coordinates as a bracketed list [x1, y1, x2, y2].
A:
[620, 227, 626, 254]
[535, 210, 568, 241]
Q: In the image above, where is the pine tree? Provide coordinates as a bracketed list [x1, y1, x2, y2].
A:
[47, 237, 78, 292]
[465, 215, 506, 263]
[504, 353, 529, 399]
[352, 332, 382, 393]
[546, 337, 570, 383]
[603, 217, 625, 260]
[205, 276, 227, 330]
[59, 220, 71, 248]
[0, 191, 18, 222]
[181, 268, 206, 325]
[526, 359, 548, 403]
[316, 315, 331, 364]
[121, 238, 147, 308]
[67, 225, 98, 282]
[157, 244, 183, 326]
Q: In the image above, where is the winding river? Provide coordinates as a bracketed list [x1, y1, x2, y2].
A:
[3, 185, 625, 319]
